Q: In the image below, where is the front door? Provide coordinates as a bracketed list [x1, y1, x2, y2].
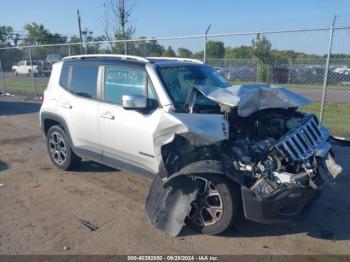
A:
[98, 65, 161, 174]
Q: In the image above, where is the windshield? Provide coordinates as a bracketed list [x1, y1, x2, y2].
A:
[157, 64, 230, 107]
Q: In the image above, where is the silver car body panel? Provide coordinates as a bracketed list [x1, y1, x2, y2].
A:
[194, 84, 311, 117]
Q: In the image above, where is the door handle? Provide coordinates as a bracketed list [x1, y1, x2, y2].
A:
[61, 102, 72, 109]
[100, 111, 115, 120]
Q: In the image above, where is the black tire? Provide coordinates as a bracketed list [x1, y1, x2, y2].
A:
[12, 69, 18, 76]
[186, 174, 241, 235]
[46, 125, 81, 170]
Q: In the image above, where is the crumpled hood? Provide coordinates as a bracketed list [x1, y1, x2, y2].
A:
[194, 84, 311, 117]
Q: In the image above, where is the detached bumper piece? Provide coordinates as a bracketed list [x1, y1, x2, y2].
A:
[241, 186, 320, 224]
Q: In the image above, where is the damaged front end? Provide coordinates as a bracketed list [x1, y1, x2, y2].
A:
[231, 112, 342, 223]
[145, 84, 342, 235]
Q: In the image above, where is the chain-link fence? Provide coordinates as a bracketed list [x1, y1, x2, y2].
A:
[0, 24, 349, 139]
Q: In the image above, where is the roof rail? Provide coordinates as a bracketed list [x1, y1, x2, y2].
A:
[62, 54, 149, 63]
[147, 57, 204, 64]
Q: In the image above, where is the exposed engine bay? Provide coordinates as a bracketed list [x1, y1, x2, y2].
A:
[226, 109, 341, 198]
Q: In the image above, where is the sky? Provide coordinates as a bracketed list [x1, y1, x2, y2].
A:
[1, 0, 350, 54]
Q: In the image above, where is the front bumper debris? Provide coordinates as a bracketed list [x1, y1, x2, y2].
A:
[241, 185, 321, 223]
[145, 174, 200, 236]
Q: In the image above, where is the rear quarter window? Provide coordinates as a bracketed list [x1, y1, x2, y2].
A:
[59, 63, 69, 89]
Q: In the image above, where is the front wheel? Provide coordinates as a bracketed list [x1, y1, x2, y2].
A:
[46, 125, 81, 170]
[186, 174, 241, 235]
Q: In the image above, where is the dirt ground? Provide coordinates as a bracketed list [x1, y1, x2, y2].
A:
[0, 96, 350, 255]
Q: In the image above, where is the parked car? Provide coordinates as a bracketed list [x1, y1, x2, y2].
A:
[46, 53, 62, 68]
[270, 66, 289, 83]
[40, 54, 342, 236]
[12, 60, 42, 76]
[225, 66, 257, 82]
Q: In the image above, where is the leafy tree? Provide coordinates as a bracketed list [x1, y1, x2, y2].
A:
[22, 23, 67, 60]
[81, 29, 105, 54]
[0, 26, 20, 47]
[103, 0, 135, 54]
[252, 34, 271, 64]
[252, 34, 272, 82]
[23, 23, 66, 45]
[206, 41, 225, 59]
[0, 26, 23, 70]
[225, 46, 253, 59]
[68, 35, 83, 55]
[144, 39, 164, 56]
[177, 47, 192, 58]
[162, 46, 175, 57]
[192, 50, 204, 60]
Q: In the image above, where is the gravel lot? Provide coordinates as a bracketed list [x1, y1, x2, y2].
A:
[0, 96, 350, 255]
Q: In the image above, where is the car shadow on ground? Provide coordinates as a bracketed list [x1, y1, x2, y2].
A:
[0, 101, 41, 116]
[73, 160, 116, 173]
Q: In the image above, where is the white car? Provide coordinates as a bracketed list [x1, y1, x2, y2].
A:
[39, 54, 342, 236]
[12, 60, 42, 76]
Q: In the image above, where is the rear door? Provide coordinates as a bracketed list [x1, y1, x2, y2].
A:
[98, 65, 162, 175]
[58, 62, 101, 156]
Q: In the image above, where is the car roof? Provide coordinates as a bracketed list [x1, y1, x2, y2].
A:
[62, 54, 204, 67]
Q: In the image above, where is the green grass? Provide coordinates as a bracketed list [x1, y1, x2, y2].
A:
[1, 79, 47, 96]
[301, 102, 350, 138]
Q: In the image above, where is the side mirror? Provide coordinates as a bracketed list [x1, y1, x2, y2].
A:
[122, 94, 147, 110]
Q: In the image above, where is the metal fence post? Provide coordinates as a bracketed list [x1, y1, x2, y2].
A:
[124, 40, 127, 55]
[68, 43, 71, 56]
[0, 57, 6, 94]
[28, 47, 37, 98]
[320, 16, 337, 123]
[203, 24, 211, 63]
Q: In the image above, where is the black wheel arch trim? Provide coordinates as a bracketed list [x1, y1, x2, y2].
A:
[162, 159, 245, 187]
[41, 112, 76, 152]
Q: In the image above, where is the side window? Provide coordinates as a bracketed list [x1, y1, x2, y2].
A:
[60, 63, 69, 89]
[71, 65, 98, 99]
[104, 66, 146, 105]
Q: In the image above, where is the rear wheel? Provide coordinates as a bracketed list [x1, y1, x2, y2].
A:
[186, 174, 241, 235]
[46, 125, 81, 170]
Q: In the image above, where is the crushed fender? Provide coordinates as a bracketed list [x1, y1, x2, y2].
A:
[145, 174, 200, 236]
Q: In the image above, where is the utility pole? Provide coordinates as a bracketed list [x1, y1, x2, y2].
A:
[77, 9, 83, 54]
[120, 0, 128, 54]
[203, 24, 211, 63]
